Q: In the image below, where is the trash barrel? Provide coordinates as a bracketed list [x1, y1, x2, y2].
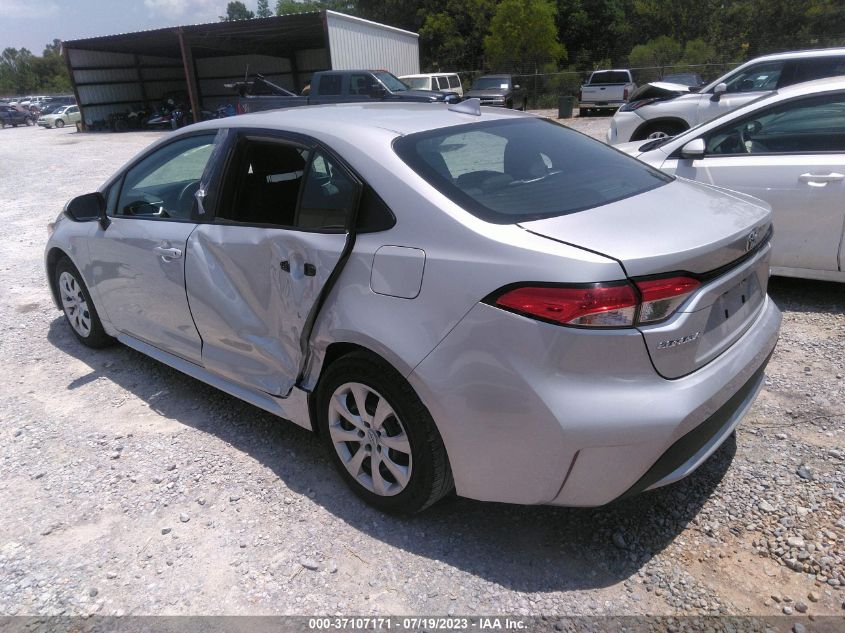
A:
[558, 96, 576, 119]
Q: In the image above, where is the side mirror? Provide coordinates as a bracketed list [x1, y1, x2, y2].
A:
[65, 192, 109, 229]
[680, 138, 706, 159]
[711, 82, 727, 101]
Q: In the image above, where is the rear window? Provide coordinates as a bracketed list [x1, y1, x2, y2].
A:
[589, 71, 630, 84]
[393, 118, 672, 224]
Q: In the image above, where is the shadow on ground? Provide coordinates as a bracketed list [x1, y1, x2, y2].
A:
[48, 315, 734, 593]
[768, 276, 845, 315]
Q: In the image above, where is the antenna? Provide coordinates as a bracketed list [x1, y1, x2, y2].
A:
[448, 98, 481, 116]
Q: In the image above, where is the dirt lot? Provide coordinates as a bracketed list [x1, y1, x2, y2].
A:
[0, 119, 843, 619]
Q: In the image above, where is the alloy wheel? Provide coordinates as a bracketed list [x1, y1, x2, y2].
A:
[327, 382, 412, 496]
[59, 271, 92, 337]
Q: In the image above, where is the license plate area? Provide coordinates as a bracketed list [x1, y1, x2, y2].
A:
[713, 275, 761, 323]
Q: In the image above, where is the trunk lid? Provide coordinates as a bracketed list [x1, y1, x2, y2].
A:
[519, 179, 771, 278]
[520, 179, 773, 378]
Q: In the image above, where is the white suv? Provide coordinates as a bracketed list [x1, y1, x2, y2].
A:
[399, 73, 463, 97]
[608, 48, 845, 144]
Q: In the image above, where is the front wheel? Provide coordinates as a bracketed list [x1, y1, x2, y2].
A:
[55, 257, 114, 348]
[25, 118, 34, 126]
[316, 352, 453, 513]
[636, 121, 687, 141]
[55, 119, 65, 128]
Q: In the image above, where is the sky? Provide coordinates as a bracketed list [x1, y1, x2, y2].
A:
[0, 0, 234, 54]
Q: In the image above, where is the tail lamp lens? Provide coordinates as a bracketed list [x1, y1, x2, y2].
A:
[494, 284, 638, 327]
[635, 276, 700, 323]
[492, 276, 700, 328]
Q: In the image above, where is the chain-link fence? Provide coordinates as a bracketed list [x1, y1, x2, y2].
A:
[455, 62, 744, 110]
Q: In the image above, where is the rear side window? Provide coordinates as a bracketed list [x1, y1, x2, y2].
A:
[448, 75, 460, 89]
[792, 56, 845, 85]
[394, 119, 671, 224]
[317, 74, 343, 96]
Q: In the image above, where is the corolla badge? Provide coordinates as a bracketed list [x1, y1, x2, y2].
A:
[657, 331, 701, 349]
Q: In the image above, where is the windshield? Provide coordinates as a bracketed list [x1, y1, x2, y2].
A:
[394, 118, 672, 224]
[403, 77, 429, 89]
[374, 72, 409, 92]
[473, 77, 510, 90]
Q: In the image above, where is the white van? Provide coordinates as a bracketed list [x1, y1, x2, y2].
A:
[399, 73, 463, 97]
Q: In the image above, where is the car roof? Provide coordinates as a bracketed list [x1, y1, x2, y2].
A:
[190, 102, 528, 139]
[746, 46, 845, 63]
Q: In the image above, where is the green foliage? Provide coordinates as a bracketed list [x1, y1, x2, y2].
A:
[257, 0, 273, 18]
[681, 39, 715, 65]
[0, 40, 70, 95]
[276, 0, 355, 16]
[485, 0, 566, 73]
[221, 1, 255, 21]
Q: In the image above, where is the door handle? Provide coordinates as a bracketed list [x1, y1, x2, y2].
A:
[153, 246, 182, 260]
[799, 172, 845, 187]
[280, 260, 290, 272]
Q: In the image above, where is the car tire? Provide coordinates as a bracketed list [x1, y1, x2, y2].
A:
[316, 351, 454, 514]
[637, 121, 687, 141]
[25, 118, 34, 126]
[55, 119, 64, 128]
[55, 257, 114, 349]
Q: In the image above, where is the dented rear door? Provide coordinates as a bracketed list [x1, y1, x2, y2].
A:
[185, 131, 358, 397]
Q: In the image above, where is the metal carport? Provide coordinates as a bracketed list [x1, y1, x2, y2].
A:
[61, 11, 420, 130]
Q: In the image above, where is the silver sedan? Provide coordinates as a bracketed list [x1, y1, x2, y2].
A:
[616, 77, 845, 284]
[45, 102, 781, 513]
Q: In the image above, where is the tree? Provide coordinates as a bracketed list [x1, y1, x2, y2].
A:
[276, 0, 353, 16]
[484, 0, 565, 74]
[0, 42, 70, 95]
[680, 38, 715, 65]
[257, 0, 272, 18]
[221, 1, 255, 21]
[628, 35, 682, 68]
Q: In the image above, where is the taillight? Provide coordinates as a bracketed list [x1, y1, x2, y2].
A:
[623, 87, 629, 100]
[635, 276, 700, 323]
[493, 283, 638, 328]
[489, 276, 700, 328]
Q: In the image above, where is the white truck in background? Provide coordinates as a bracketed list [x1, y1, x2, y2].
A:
[579, 69, 637, 116]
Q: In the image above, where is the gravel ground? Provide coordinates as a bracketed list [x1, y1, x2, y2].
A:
[0, 121, 843, 619]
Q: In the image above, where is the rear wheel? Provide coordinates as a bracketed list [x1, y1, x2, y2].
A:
[55, 257, 114, 348]
[25, 118, 34, 126]
[316, 352, 453, 514]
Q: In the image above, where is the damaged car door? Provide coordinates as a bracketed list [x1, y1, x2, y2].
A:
[185, 131, 359, 396]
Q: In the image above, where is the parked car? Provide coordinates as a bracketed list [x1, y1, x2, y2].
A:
[615, 77, 845, 284]
[0, 104, 35, 127]
[464, 74, 526, 109]
[608, 47, 845, 143]
[660, 72, 705, 88]
[399, 73, 464, 97]
[579, 69, 637, 115]
[46, 103, 780, 513]
[37, 105, 81, 128]
[234, 70, 459, 113]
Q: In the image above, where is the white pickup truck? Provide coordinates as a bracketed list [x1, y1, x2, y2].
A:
[579, 69, 637, 115]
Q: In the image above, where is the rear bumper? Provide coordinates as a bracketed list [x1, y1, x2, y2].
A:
[409, 295, 781, 507]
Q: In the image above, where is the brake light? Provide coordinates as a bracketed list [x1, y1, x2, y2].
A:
[635, 276, 700, 323]
[623, 87, 629, 100]
[494, 284, 638, 328]
[490, 276, 700, 328]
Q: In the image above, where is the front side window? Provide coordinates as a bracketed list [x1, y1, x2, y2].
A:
[404, 77, 428, 90]
[349, 73, 378, 96]
[704, 93, 845, 155]
[116, 134, 215, 220]
[394, 119, 672, 224]
[722, 61, 784, 93]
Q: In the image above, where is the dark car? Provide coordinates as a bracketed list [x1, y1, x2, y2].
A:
[0, 105, 35, 128]
[233, 71, 460, 114]
[464, 74, 526, 110]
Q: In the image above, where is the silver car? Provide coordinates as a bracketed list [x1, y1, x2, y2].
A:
[616, 77, 845, 284]
[45, 103, 781, 513]
[608, 47, 845, 144]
